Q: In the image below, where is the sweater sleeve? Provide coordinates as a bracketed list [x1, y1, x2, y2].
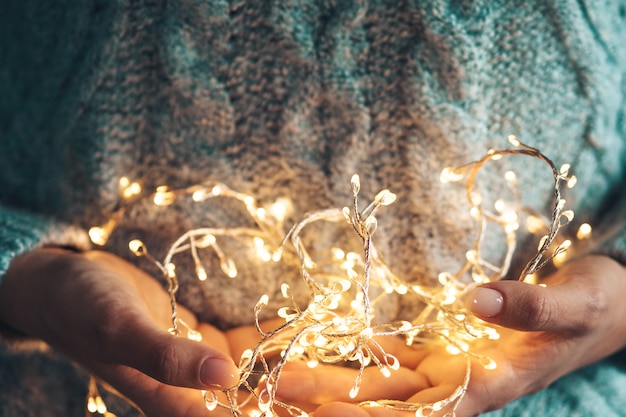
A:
[0, 205, 93, 283]
[0, 206, 51, 281]
[593, 185, 626, 266]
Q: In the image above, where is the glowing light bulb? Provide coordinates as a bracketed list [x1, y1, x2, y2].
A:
[380, 366, 391, 378]
[398, 321, 412, 331]
[154, 186, 175, 206]
[88, 227, 109, 246]
[313, 335, 328, 347]
[395, 284, 408, 295]
[523, 273, 538, 284]
[567, 176, 578, 188]
[504, 170, 517, 183]
[526, 215, 545, 234]
[439, 167, 464, 183]
[306, 359, 319, 368]
[278, 307, 295, 320]
[211, 184, 222, 195]
[470, 192, 482, 206]
[507, 135, 521, 147]
[303, 256, 315, 269]
[87, 397, 98, 413]
[337, 279, 351, 292]
[365, 216, 378, 235]
[95, 396, 107, 414]
[196, 234, 216, 248]
[240, 349, 253, 363]
[204, 391, 218, 411]
[360, 327, 373, 338]
[129, 239, 146, 256]
[220, 259, 237, 278]
[342, 206, 352, 223]
[281, 283, 291, 298]
[560, 210, 574, 223]
[446, 345, 461, 355]
[244, 196, 255, 211]
[374, 189, 397, 206]
[166, 263, 176, 279]
[269, 198, 292, 223]
[351, 174, 361, 194]
[504, 221, 519, 233]
[192, 188, 209, 202]
[121, 180, 142, 199]
[196, 265, 208, 281]
[481, 357, 497, 370]
[577, 223, 592, 240]
[501, 210, 518, 224]
[386, 354, 400, 370]
[553, 246, 570, 267]
[253, 237, 272, 262]
[465, 250, 478, 263]
[489, 151, 503, 160]
[187, 329, 203, 342]
[331, 247, 345, 260]
[271, 249, 283, 262]
[256, 294, 269, 309]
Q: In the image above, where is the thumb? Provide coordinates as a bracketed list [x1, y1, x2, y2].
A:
[100, 314, 239, 390]
[466, 280, 599, 333]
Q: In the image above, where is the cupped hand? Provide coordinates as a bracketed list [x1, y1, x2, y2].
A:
[0, 248, 240, 417]
[275, 255, 626, 416]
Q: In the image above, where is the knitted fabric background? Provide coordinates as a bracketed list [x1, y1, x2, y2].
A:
[1, 0, 625, 416]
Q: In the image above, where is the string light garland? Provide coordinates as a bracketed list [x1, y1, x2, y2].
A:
[86, 135, 590, 417]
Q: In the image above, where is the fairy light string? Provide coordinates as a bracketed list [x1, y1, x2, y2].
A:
[86, 136, 589, 417]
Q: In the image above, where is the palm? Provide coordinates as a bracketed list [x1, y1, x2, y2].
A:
[272, 330, 571, 417]
[276, 256, 626, 417]
[0, 249, 239, 417]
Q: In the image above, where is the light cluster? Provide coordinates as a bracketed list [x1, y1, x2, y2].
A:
[86, 136, 590, 417]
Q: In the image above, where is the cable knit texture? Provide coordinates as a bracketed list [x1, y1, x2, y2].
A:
[1, 0, 625, 416]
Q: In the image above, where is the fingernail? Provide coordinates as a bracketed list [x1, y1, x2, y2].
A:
[468, 287, 504, 318]
[200, 357, 238, 389]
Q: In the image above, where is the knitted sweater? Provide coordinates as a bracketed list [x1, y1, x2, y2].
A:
[1, 1, 625, 416]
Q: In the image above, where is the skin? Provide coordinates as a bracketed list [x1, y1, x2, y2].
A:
[0, 248, 244, 417]
[274, 255, 626, 417]
[2, 250, 625, 416]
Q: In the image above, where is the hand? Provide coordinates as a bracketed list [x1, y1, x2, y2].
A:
[0, 248, 240, 417]
[274, 255, 626, 416]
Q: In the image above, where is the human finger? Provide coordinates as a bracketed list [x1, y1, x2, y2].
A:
[275, 362, 429, 404]
[466, 278, 603, 333]
[84, 250, 202, 331]
[225, 318, 285, 362]
[314, 402, 372, 417]
[197, 322, 231, 356]
[84, 307, 239, 390]
[40, 254, 239, 390]
[91, 363, 233, 417]
[315, 401, 435, 417]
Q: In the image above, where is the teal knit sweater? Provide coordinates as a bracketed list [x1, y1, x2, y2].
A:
[1, 1, 625, 416]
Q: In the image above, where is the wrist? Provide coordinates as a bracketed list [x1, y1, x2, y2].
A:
[0, 247, 85, 338]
